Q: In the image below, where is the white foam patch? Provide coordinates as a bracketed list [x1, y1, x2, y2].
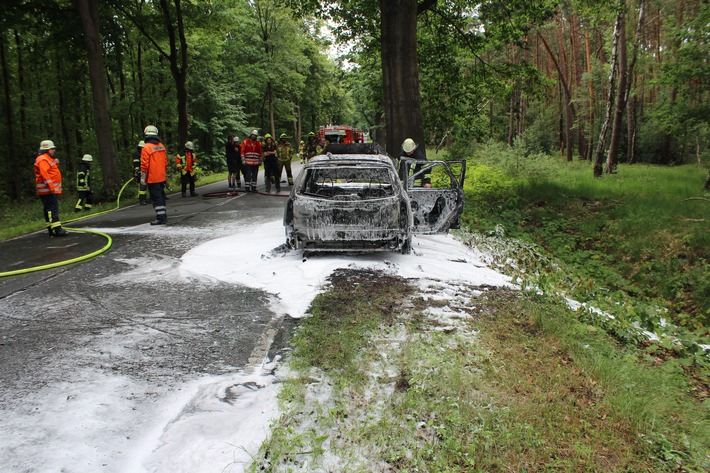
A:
[180, 219, 512, 318]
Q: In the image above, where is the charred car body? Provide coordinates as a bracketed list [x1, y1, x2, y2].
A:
[283, 143, 466, 253]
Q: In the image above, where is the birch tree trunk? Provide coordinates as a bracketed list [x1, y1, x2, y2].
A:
[593, 7, 623, 177]
[605, 10, 626, 173]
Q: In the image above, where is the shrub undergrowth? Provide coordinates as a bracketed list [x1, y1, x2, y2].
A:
[457, 142, 709, 396]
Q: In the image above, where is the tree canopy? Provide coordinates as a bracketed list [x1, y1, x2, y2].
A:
[0, 0, 707, 200]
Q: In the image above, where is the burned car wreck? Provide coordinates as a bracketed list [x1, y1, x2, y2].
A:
[283, 143, 466, 253]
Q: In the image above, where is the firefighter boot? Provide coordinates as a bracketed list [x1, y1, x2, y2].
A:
[53, 226, 68, 237]
[139, 194, 147, 205]
[150, 218, 167, 226]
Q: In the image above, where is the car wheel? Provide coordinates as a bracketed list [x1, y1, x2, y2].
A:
[401, 236, 412, 254]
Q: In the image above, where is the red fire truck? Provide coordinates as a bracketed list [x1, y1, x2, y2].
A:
[318, 125, 367, 144]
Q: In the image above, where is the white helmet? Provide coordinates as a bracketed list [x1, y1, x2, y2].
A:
[143, 125, 159, 136]
[402, 138, 417, 153]
[250, 129, 258, 137]
[82, 154, 93, 162]
[185, 141, 194, 150]
[39, 140, 56, 151]
[138, 140, 145, 147]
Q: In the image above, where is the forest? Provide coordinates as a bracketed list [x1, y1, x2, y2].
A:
[0, 0, 707, 200]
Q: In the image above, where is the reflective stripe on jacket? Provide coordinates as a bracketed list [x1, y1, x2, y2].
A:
[34, 152, 63, 195]
[140, 142, 168, 184]
[241, 139, 262, 166]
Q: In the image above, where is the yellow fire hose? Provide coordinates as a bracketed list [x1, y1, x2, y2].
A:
[0, 178, 136, 278]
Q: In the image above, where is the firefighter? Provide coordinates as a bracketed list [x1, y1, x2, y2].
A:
[277, 133, 295, 188]
[140, 125, 169, 225]
[74, 154, 94, 212]
[304, 132, 318, 162]
[400, 138, 431, 188]
[316, 136, 327, 155]
[262, 133, 279, 193]
[240, 130, 262, 192]
[226, 135, 242, 191]
[298, 140, 305, 164]
[176, 141, 199, 197]
[34, 140, 67, 237]
[132, 140, 147, 205]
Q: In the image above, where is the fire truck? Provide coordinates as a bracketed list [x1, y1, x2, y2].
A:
[318, 125, 367, 144]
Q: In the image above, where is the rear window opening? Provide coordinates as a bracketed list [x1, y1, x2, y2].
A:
[299, 167, 396, 200]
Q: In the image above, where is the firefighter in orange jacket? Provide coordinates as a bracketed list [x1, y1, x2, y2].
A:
[34, 140, 67, 237]
[140, 125, 169, 225]
[241, 130, 263, 192]
[176, 141, 199, 197]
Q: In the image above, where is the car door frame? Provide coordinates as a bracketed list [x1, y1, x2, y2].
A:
[399, 158, 466, 234]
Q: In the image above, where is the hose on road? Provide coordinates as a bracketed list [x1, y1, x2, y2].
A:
[0, 177, 137, 278]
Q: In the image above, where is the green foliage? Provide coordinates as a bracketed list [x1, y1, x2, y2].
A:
[457, 144, 709, 352]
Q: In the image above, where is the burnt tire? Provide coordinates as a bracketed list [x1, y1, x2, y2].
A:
[401, 236, 412, 254]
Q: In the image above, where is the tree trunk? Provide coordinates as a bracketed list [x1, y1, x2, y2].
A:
[593, 8, 623, 177]
[76, 0, 120, 190]
[294, 96, 301, 143]
[556, 15, 574, 161]
[584, 30, 594, 161]
[571, 15, 587, 158]
[625, 0, 645, 165]
[508, 93, 515, 146]
[268, 81, 275, 138]
[13, 31, 27, 154]
[627, 94, 637, 163]
[538, 30, 576, 161]
[605, 10, 627, 173]
[155, 0, 189, 147]
[380, 0, 425, 156]
[0, 33, 20, 199]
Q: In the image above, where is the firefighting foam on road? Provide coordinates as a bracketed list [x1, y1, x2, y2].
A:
[1, 216, 511, 472]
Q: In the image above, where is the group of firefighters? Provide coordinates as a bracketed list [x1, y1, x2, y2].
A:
[225, 130, 326, 193]
[34, 125, 193, 232]
[33, 126, 425, 234]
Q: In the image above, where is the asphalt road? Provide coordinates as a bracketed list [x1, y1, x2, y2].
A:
[0, 170, 303, 469]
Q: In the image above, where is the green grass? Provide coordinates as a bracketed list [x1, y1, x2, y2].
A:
[252, 271, 710, 472]
[461, 145, 709, 334]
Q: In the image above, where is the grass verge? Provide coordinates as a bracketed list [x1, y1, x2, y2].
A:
[251, 270, 709, 472]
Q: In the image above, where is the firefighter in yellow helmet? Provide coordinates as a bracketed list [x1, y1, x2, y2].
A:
[276, 133, 295, 187]
[304, 132, 318, 162]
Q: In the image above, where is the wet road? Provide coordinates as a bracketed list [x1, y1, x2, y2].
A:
[0, 172, 303, 471]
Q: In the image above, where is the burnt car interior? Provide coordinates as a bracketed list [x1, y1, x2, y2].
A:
[301, 167, 396, 200]
[399, 158, 467, 233]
